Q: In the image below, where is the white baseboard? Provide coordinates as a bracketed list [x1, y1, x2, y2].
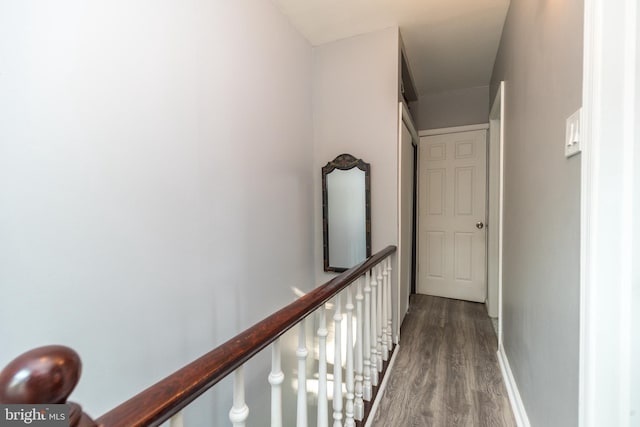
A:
[364, 346, 399, 427]
[497, 345, 531, 427]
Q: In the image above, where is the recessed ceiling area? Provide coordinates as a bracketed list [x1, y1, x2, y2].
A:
[272, 0, 510, 97]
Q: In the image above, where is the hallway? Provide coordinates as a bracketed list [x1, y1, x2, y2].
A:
[371, 295, 515, 426]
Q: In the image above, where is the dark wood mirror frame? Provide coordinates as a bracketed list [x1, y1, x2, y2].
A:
[322, 153, 371, 272]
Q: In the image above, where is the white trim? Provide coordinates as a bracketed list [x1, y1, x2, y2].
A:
[397, 102, 418, 342]
[497, 345, 531, 427]
[364, 347, 399, 427]
[488, 82, 505, 346]
[392, 102, 405, 344]
[397, 103, 403, 343]
[579, 0, 638, 425]
[498, 83, 505, 348]
[414, 133, 421, 307]
[401, 103, 419, 145]
[578, 0, 598, 421]
[418, 123, 489, 136]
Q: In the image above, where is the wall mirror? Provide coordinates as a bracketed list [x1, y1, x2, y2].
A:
[322, 153, 371, 272]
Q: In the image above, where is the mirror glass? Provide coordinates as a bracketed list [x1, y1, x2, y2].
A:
[322, 154, 371, 272]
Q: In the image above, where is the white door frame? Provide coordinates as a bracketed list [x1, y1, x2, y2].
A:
[397, 102, 418, 342]
[579, 0, 639, 424]
[488, 82, 505, 346]
[418, 123, 489, 137]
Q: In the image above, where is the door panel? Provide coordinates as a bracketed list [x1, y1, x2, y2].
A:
[418, 130, 487, 302]
[426, 231, 444, 278]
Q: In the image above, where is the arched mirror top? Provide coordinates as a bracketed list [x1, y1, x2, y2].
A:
[322, 153, 370, 174]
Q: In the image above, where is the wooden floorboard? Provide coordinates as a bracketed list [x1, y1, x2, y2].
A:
[370, 294, 516, 427]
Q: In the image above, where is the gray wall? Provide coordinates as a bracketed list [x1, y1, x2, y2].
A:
[490, 0, 583, 425]
[0, 1, 314, 425]
[409, 86, 489, 130]
[312, 27, 400, 285]
[311, 32, 401, 409]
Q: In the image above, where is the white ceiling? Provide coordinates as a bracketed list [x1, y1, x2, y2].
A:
[272, 0, 510, 97]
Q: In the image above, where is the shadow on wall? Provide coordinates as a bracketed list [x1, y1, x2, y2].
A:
[409, 86, 490, 130]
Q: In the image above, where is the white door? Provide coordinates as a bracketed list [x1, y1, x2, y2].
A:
[417, 129, 487, 302]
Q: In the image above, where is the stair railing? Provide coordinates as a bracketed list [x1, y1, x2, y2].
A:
[0, 245, 397, 427]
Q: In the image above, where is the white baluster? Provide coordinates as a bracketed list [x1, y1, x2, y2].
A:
[297, 320, 308, 427]
[370, 267, 379, 387]
[376, 264, 384, 372]
[229, 366, 249, 427]
[269, 339, 284, 427]
[355, 277, 365, 420]
[345, 286, 355, 427]
[169, 411, 183, 427]
[363, 271, 372, 401]
[386, 257, 394, 349]
[318, 306, 329, 427]
[381, 262, 389, 361]
[332, 293, 343, 427]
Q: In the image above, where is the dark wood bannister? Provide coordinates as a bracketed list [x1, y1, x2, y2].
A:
[0, 245, 397, 427]
[0, 345, 97, 427]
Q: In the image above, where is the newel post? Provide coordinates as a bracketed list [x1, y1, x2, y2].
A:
[0, 345, 97, 427]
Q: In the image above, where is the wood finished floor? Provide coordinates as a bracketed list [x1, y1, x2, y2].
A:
[371, 294, 516, 427]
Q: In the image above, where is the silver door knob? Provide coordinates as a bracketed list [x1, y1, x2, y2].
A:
[476, 221, 484, 229]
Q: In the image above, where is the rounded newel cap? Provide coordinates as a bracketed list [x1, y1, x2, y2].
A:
[0, 345, 81, 404]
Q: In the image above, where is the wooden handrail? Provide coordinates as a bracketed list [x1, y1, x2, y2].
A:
[0, 245, 395, 426]
[95, 245, 395, 427]
[0, 345, 97, 427]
